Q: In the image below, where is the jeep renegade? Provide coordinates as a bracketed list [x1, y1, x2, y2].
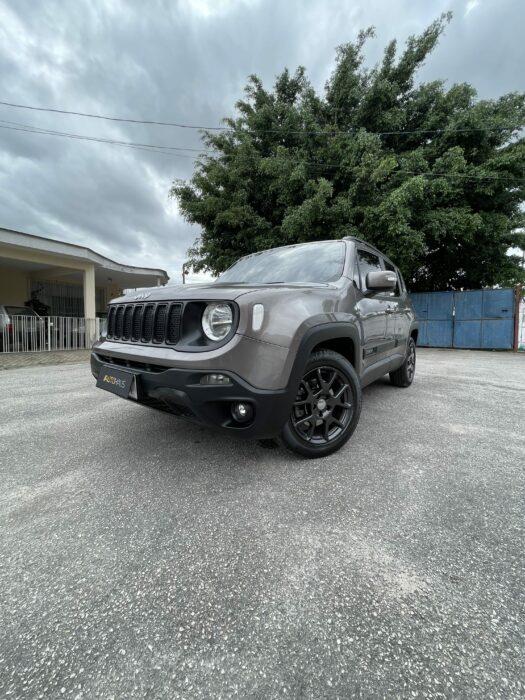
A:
[91, 237, 418, 458]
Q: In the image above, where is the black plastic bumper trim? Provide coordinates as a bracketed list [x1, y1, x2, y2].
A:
[91, 351, 291, 439]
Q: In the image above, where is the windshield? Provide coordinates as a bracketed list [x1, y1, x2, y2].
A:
[4, 306, 40, 317]
[217, 241, 345, 284]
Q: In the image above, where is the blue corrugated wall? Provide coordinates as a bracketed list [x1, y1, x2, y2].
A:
[410, 288, 515, 350]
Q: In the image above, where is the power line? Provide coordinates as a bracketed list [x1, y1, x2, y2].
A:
[0, 100, 223, 131]
[380, 169, 524, 183]
[215, 152, 525, 183]
[0, 118, 211, 152]
[1, 116, 523, 183]
[0, 121, 207, 159]
[0, 99, 523, 136]
[291, 161, 524, 182]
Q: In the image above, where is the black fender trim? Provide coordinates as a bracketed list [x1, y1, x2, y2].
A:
[283, 323, 362, 406]
[409, 321, 420, 344]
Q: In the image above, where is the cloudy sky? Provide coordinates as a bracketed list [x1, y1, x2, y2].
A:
[0, 0, 523, 283]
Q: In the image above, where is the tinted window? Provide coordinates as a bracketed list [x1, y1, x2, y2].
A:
[382, 260, 401, 296]
[218, 241, 345, 284]
[356, 250, 382, 290]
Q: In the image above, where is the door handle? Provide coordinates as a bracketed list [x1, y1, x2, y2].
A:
[385, 305, 395, 314]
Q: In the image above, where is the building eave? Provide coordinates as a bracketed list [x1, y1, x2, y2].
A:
[0, 227, 169, 283]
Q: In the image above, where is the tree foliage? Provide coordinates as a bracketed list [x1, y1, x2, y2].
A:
[171, 14, 525, 290]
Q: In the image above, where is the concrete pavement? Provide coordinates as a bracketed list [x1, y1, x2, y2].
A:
[0, 348, 524, 698]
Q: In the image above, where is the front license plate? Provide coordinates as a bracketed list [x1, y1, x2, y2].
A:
[97, 365, 136, 399]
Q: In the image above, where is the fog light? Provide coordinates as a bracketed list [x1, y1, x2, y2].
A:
[200, 373, 231, 385]
[231, 402, 253, 423]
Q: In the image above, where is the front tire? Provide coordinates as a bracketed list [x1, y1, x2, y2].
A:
[280, 349, 362, 459]
[389, 337, 416, 387]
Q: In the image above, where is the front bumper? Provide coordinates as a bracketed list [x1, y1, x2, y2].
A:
[90, 351, 293, 440]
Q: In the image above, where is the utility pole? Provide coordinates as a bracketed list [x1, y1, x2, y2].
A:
[182, 264, 188, 284]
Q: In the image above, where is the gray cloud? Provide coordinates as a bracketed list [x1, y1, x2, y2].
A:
[0, 0, 523, 283]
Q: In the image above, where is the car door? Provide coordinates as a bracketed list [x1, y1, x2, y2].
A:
[380, 259, 403, 349]
[381, 260, 412, 353]
[354, 248, 392, 368]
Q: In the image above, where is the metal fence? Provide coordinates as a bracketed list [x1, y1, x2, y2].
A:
[410, 288, 518, 350]
[0, 316, 102, 353]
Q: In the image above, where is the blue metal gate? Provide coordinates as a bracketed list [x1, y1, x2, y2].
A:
[411, 288, 515, 350]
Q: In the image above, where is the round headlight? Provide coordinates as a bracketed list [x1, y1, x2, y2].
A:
[202, 303, 233, 341]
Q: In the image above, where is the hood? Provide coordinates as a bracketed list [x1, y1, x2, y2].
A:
[110, 281, 335, 304]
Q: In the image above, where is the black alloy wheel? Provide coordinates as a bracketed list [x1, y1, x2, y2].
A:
[291, 366, 353, 445]
[406, 341, 416, 382]
[281, 349, 362, 458]
[390, 337, 416, 387]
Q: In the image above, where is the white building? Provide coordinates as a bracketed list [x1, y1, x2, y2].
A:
[0, 227, 168, 319]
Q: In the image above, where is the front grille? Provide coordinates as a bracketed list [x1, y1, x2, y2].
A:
[115, 306, 124, 338]
[106, 302, 182, 345]
[96, 353, 168, 373]
[123, 306, 133, 340]
[132, 306, 143, 341]
[166, 304, 182, 344]
[142, 305, 155, 342]
[153, 305, 168, 343]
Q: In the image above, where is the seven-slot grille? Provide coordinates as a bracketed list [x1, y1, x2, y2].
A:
[107, 302, 182, 345]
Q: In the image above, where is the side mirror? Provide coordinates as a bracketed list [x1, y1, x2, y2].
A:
[365, 270, 397, 292]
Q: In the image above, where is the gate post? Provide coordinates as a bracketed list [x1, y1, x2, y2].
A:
[514, 285, 522, 352]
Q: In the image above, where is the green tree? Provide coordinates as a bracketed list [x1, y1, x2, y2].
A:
[171, 14, 525, 290]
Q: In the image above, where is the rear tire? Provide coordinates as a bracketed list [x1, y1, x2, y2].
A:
[389, 337, 416, 387]
[280, 349, 362, 459]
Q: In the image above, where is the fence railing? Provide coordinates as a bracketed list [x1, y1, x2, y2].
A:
[0, 316, 103, 353]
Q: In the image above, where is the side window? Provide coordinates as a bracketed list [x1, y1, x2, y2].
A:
[357, 249, 382, 291]
[382, 260, 401, 297]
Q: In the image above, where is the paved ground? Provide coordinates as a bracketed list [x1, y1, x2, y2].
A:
[0, 349, 523, 699]
[0, 349, 91, 370]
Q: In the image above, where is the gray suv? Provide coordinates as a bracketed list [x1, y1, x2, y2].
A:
[91, 237, 418, 458]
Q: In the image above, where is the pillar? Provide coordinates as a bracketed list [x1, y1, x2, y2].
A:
[83, 265, 96, 319]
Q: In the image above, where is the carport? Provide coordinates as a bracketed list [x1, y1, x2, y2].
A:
[0, 227, 169, 319]
[0, 227, 169, 352]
